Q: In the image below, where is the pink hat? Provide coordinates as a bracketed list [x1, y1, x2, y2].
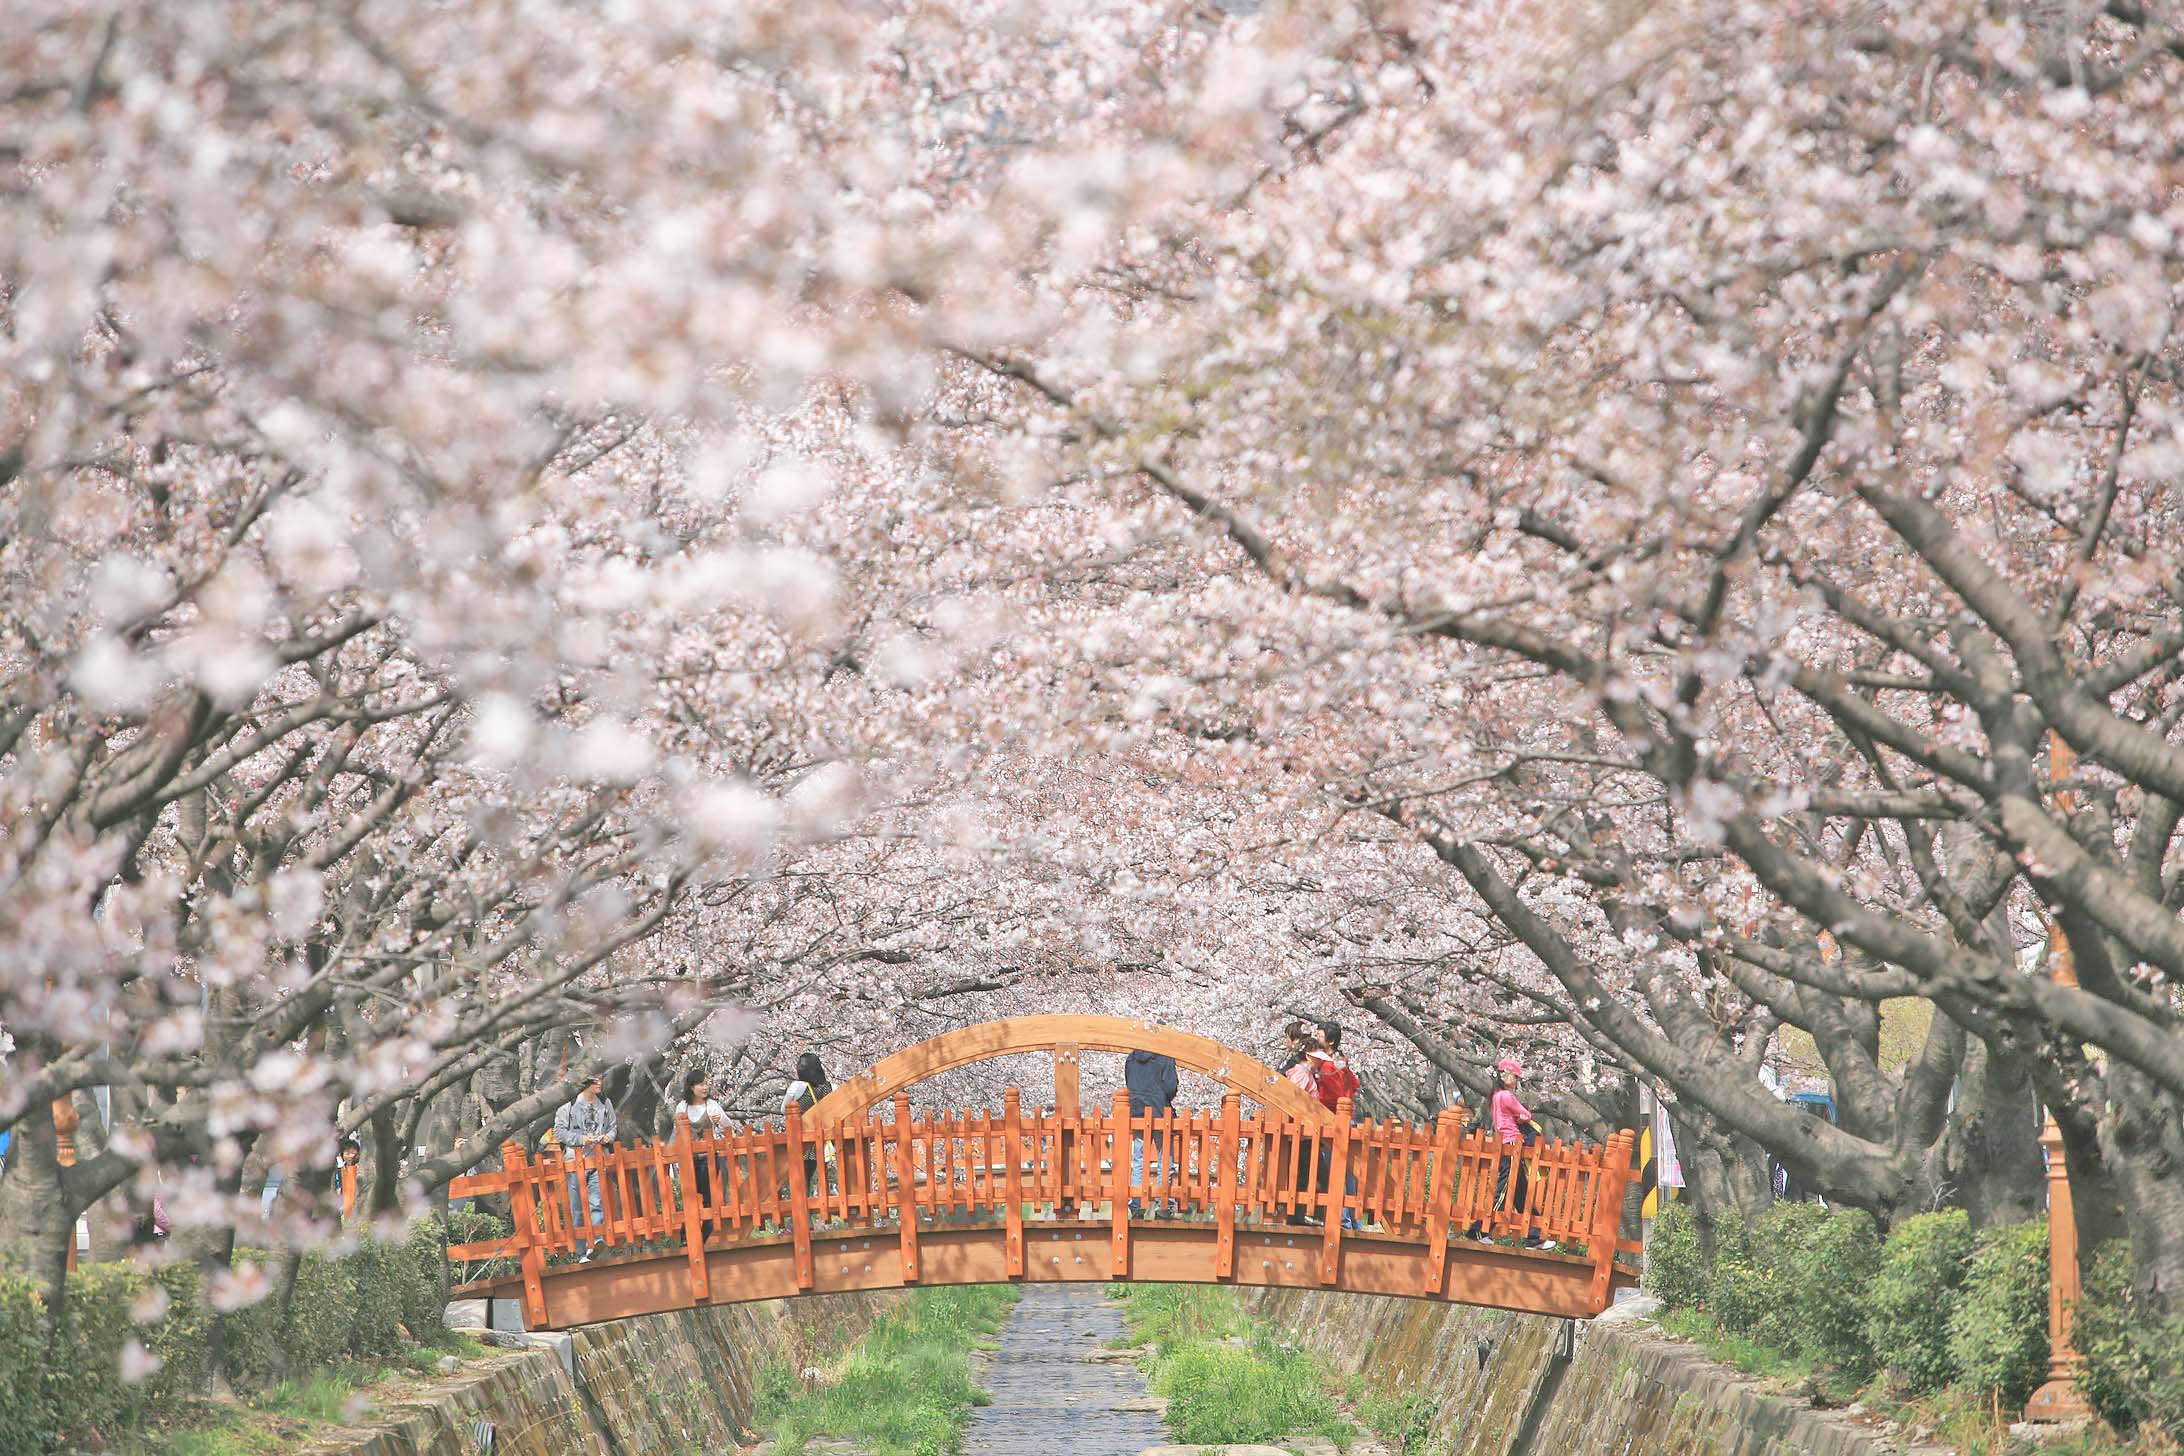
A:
[1496, 1058, 1524, 1079]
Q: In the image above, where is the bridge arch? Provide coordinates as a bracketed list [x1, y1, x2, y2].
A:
[807, 1014, 1332, 1126]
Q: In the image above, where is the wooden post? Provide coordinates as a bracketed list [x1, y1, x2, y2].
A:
[1588, 1130, 1636, 1313]
[500, 1139, 549, 1330]
[1215, 1094, 1241, 1279]
[1002, 1090, 1026, 1278]
[1055, 1044, 1080, 1219]
[785, 1103, 815, 1289]
[1110, 1090, 1132, 1277]
[674, 1114, 710, 1303]
[2025, 1117, 2093, 1421]
[1421, 1107, 1462, 1297]
[1053, 1044, 1081, 1117]
[892, 1093, 921, 1282]
[53, 1099, 80, 1272]
[1319, 1097, 1354, 1283]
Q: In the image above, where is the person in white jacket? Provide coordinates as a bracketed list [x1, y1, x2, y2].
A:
[674, 1069, 730, 1239]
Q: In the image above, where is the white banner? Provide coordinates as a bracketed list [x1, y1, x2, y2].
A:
[1654, 1102, 1685, 1189]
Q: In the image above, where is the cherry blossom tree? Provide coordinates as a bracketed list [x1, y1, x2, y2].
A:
[948, 0, 2184, 1304]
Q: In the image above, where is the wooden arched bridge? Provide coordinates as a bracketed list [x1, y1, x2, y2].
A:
[448, 1017, 1640, 1331]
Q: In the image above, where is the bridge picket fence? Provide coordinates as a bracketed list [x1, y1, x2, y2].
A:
[451, 1094, 1637, 1330]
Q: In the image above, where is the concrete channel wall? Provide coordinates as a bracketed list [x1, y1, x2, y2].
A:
[311, 1284, 1934, 1456]
[1240, 1287, 1938, 1456]
[310, 1291, 898, 1456]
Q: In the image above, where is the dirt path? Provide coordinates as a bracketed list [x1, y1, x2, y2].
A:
[959, 1284, 1171, 1456]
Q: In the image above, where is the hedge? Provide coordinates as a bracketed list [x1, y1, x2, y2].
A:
[1772, 1206, 1880, 1372]
[1644, 1197, 2184, 1432]
[2073, 1240, 2184, 1440]
[1642, 1200, 1706, 1310]
[0, 1257, 218, 1451]
[2, 1218, 464, 1451]
[1864, 1209, 1974, 1395]
[1707, 1212, 1769, 1334]
[0, 1269, 51, 1456]
[1948, 1220, 2050, 1409]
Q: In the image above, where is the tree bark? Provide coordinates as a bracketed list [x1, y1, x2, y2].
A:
[0, 1109, 78, 1329]
[2098, 1069, 2184, 1317]
[1923, 1038, 2044, 1227]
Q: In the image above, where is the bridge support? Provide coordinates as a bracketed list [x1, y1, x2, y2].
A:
[893, 1093, 921, 1283]
[1215, 1095, 1240, 1279]
[1319, 1099, 1355, 1284]
[501, 1138, 550, 1330]
[1422, 1107, 1461, 1297]
[1003, 1091, 1026, 1277]
[1110, 1092, 1131, 1279]
[674, 1115, 710, 1304]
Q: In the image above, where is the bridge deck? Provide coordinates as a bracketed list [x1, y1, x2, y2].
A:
[450, 1086, 1638, 1330]
[456, 1214, 1638, 1328]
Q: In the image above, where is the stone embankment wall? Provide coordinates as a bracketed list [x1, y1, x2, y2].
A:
[312, 1291, 896, 1456]
[1241, 1289, 1939, 1456]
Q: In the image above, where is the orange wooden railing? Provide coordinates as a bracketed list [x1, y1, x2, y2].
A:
[450, 1091, 1636, 1323]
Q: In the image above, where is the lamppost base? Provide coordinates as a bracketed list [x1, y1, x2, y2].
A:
[2024, 1375, 2093, 1424]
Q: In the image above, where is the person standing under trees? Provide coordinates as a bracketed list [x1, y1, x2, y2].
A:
[1280, 1021, 1321, 1225]
[1125, 1048, 1180, 1217]
[784, 1053, 836, 1200]
[675, 1070, 731, 1239]
[1469, 1059, 1554, 1250]
[1310, 1021, 1363, 1232]
[554, 1075, 616, 1260]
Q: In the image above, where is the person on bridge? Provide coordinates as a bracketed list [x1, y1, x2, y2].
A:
[784, 1053, 837, 1200]
[1280, 1022, 1322, 1225]
[1310, 1021, 1364, 1232]
[555, 1075, 617, 1260]
[1125, 1048, 1180, 1217]
[1469, 1058, 1555, 1251]
[675, 1070, 731, 1239]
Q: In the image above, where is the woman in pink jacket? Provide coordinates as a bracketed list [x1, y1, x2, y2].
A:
[1469, 1059, 1555, 1249]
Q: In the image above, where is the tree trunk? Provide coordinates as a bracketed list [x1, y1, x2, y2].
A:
[0, 1110, 79, 1329]
[366, 1103, 405, 1217]
[1926, 1039, 2045, 1228]
[1683, 1116, 1773, 1254]
[2099, 1071, 2184, 1318]
[180, 1150, 249, 1392]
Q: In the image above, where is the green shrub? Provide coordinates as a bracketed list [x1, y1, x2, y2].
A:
[1644, 1201, 1706, 1310]
[444, 1206, 517, 1290]
[1776, 1208, 1880, 1372]
[221, 1228, 452, 1392]
[0, 1269, 50, 1456]
[1948, 1220, 2049, 1409]
[2073, 1240, 2184, 1439]
[143, 1260, 213, 1408]
[287, 1249, 358, 1371]
[344, 1239, 409, 1357]
[1707, 1214, 1768, 1333]
[1865, 1210, 1974, 1394]
[218, 1249, 286, 1392]
[1746, 1201, 1829, 1350]
[46, 1260, 141, 1442]
[399, 1219, 452, 1340]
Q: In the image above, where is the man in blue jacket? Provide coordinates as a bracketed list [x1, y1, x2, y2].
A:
[1125, 1049, 1180, 1217]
